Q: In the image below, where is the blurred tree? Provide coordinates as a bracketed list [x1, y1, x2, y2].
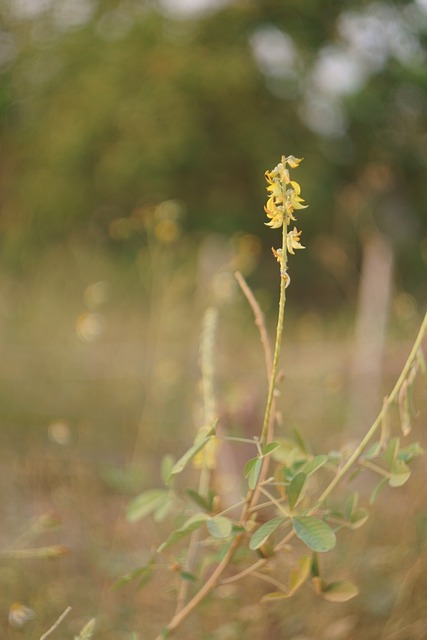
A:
[0, 0, 426, 303]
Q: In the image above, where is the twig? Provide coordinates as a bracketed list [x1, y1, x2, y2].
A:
[234, 271, 279, 504]
[316, 310, 427, 507]
[154, 534, 243, 640]
[234, 271, 273, 379]
[39, 606, 72, 640]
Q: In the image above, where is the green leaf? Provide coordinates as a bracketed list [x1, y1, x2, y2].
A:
[158, 513, 210, 552]
[364, 441, 382, 460]
[244, 457, 258, 478]
[388, 459, 411, 487]
[287, 472, 307, 511]
[99, 465, 145, 494]
[320, 581, 359, 602]
[247, 457, 262, 490]
[260, 591, 289, 602]
[153, 492, 177, 522]
[271, 438, 307, 466]
[292, 516, 336, 553]
[179, 571, 196, 582]
[186, 489, 211, 512]
[384, 437, 400, 469]
[369, 477, 388, 505]
[348, 508, 369, 530]
[344, 491, 359, 521]
[289, 555, 311, 594]
[207, 515, 233, 539]
[161, 455, 175, 485]
[292, 427, 310, 455]
[114, 564, 153, 589]
[301, 455, 328, 477]
[168, 429, 215, 480]
[249, 516, 286, 551]
[398, 442, 424, 463]
[126, 489, 169, 523]
[262, 441, 280, 456]
[311, 552, 320, 578]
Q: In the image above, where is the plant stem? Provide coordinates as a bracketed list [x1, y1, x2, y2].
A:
[260, 222, 288, 446]
[154, 534, 244, 640]
[316, 310, 427, 507]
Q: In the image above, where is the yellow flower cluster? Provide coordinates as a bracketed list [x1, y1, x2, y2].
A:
[264, 156, 308, 235]
[265, 155, 308, 284]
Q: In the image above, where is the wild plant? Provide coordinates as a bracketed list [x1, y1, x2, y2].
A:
[124, 155, 427, 639]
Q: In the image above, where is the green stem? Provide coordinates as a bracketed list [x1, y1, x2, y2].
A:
[260, 222, 288, 445]
[316, 310, 427, 507]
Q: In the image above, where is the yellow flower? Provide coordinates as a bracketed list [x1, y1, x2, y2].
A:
[271, 247, 291, 287]
[285, 155, 303, 168]
[271, 246, 283, 262]
[265, 156, 307, 229]
[286, 227, 305, 254]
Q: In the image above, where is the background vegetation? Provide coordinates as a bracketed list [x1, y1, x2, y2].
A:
[0, 0, 426, 638]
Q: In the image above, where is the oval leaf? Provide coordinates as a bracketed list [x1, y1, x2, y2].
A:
[153, 492, 177, 522]
[158, 513, 209, 552]
[289, 555, 311, 594]
[248, 458, 262, 490]
[344, 491, 359, 521]
[389, 459, 410, 487]
[301, 455, 328, 477]
[292, 516, 336, 553]
[288, 472, 307, 511]
[244, 457, 258, 478]
[207, 515, 233, 539]
[261, 591, 290, 602]
[320, 580, 359, 602]
[262, 441, 280, 456]
[349, 508, 369, 530]
[249, 516, 286, 551]
[127, 489, 169, 523]
[168, 431, 214, 479]
[369, 477, 388, 505]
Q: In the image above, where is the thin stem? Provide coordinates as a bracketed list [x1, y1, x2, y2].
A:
[316, 310, 427, 507]
[38, 607, 72, 640]
[359, 459, 389, 477]
[234, 270, 273, 379]
[221, 528, 295, 586]
[154, 534, 243, 640]
[260, 221, 288, 446]
[257, 486, 289, 517]
[251, 570, 288, 592]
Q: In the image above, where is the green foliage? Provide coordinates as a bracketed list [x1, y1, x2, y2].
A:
[249, 517, 287, 551]
[167, 425, 216, 480]
[292, 516, 336, 553]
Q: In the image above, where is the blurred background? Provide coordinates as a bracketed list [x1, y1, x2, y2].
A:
[0, 0, 426, 638]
